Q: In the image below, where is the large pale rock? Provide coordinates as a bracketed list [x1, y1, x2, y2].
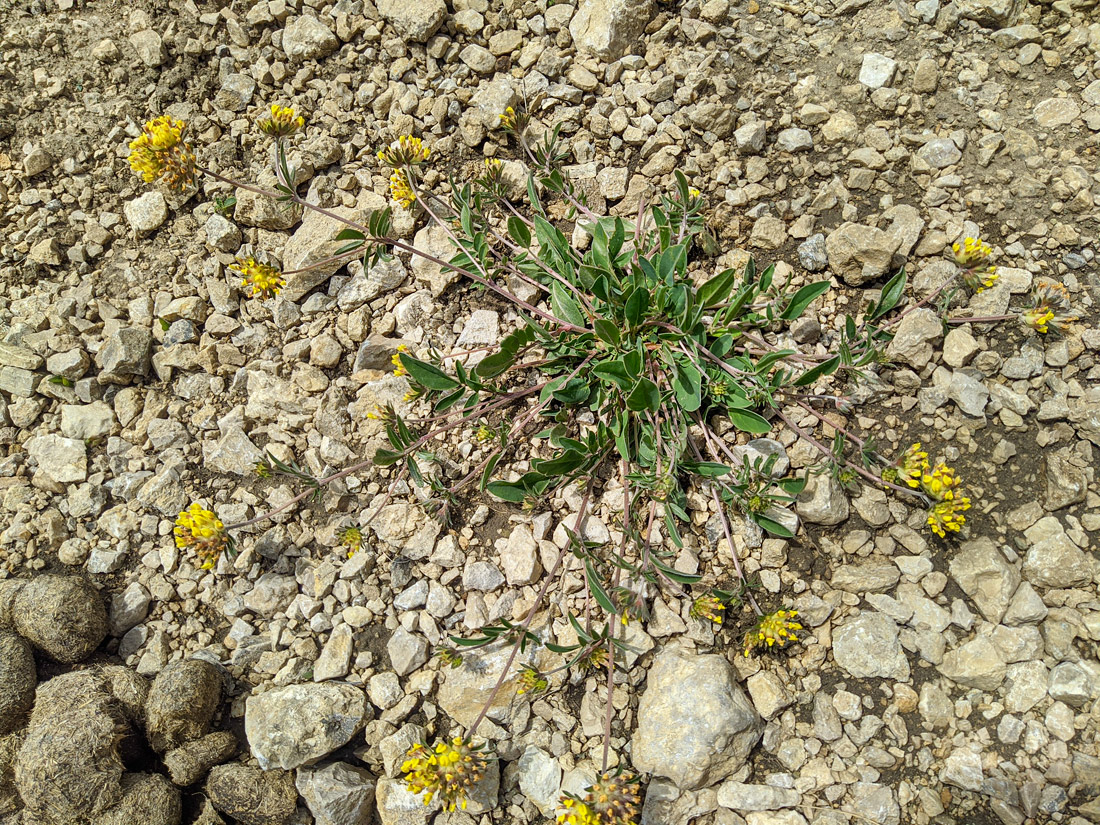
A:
[376, 0, 446, 42]
[245, 683, 369, 770]
[949, 538, 1020, 623]
[296, 762, 376, 825]
[409, 224, 460, 296]
[570, 0, 655, 61]
[282, 15, 339, 61]
[26, 434, 87, 484]
[885, 308, 942, 369]
[824, 222, 902, 286]
[1021, 517, 1095, 588]
[957, 0, 1025, 28]
[832, 612, 909, 680]
[939, 637, 1006, 690]
[517, 746, 561, 816]
[632, 646, 763, 790]
[437, 636, 555, 729]
[281, 203, 378, 302]
[796, 474, 849, 526]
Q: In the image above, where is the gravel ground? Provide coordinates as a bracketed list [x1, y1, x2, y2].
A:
[1, 0, 1099, 824]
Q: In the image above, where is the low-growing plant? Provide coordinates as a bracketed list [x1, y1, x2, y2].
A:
[127, 102, 1078, 819]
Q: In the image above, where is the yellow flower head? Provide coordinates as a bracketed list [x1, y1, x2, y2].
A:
[951, 236, 993, 270]
[392, 344, 409, 377]
[898, 443, 929, 489]
[338, 526, 363, 557]
[579, 644, 608, 672]
[366, 404, 396, 423]
[402, 737, 488, 812]
[174, 503, 227, 569]
[919, 463, 961, 502]
[128, 115, 196, 190]
[1021, 280, 1076, 335]
[927, 496, 971, 538]
[690, 594, 725, 625]
[476, 424, 493, 443]
[499, 106, 529, 135]
[557, 772, 641, 825]
[389, 169, 416, 209]
[258, 104, 305, 138]
[377, 135, 430, 167]
[230, 256, 285, 299]
[743, 608, 802, 657]
[517, 664, 548, 695]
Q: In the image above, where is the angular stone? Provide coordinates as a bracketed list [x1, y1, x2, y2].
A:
[0, 366, 39, 398]
[245, 683, 369, 770]
[313, 625, 354, 682]
[939, 637, 1006, 690]
[833, 612, 909, 680]
[831, 561, 900, 594]
[885, 308, 942, 369]
[338, 258, 408, 310]
[282, 15, 339, 61]
[717, 782, 801, 811]
[825, 222, 902, 286]
[203, 428, 263, 476]
[949, 538, 1020, 623]
[957, 0, 1026, 28]
[518, 746, 561, 817]
[296, 761, 376, 825]
[376, 0, 446, 42]
[437, 636, 555, 729]
[27, 434, 87, 484]
[1049, 661, 1091, 708]
[917, 138, 961, 169]
[1034, 98, 1080, 128]
[941, 749, 983, 792]
[859, 53, 897, 89]
[775, 128, 813, 153]
[409, 224, 460, 297]
[1022, 519, 1094, 589]
[124, 191, 169, 232]
[281, 203, 378, 302]
[500, 525, 541, 586]
[96, 327, 153, 383]
[569, 0, 655, 61]
[1004, 660, 1049, 713]
[632, 646, 763, 790]
[386, 626, 428, 677]
[796, 474, 849, 526]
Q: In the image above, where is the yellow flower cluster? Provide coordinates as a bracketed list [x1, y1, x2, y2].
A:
[338, 526, 363, 558]
[920, 462, 971, 537]
[174, 503, 227, 570]
[402, 737, 488, 812]
[517, 664, 548, 695]
[951, 236, 993, 269]
[230, 256, 286, 299]
[743, 609, 802, 657]
[258, 104, 305, 138]
[690, 595, 725, 625]
[389, 169, 416, 209]
[128, 116, 196, 190]
[378, 135, 430, 167]
[898, 442, 929, 488]
[499, 106, 529, 135]
[1021, 280, 1076, 334]
[557, 772, 641, 825]
[476, 424, 493, 442]
[392, 345, 409, 377]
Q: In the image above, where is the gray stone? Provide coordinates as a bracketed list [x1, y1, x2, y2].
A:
[203, 428, 263, 476]
[957, 0, 1025, 27]
[124, 191, 169, 232]
[96, 327, 153, 383]
[281, 203, 379, 302]
[825, 222, 902, 286]
[941, 749, 983, 792]
[409, 224, 460, 296]
[282, 15, 339, 61]
[338, 258, 408, 309]
[1044, 449, 1088, 511]
[831, 562, 900, 594]
[1048, 662, 1091, 708]
[386, 626, 428, 677]
[716, 782, 801, 811]
[367, 672, 403, 710]
[245, 682, 369, 770]
[204, 214, 241, 252]
[949, 538, 1020, 623]
[1022, 518, 1094, 589]
[917, 138, 961, 169]
[859, 53, 898, 89]
[108, 582, 151, 636]
[1003, 582, 1047, 626]
[745, 671, 792, 721]
[437, 637, 554, 729]
[27, 434, 87, 484]
[59, 402, 116, 440]
[244, 574, 298, 615]
[235, 169, 302, 230]
[313, 625, 354, 682]
[463, 561, 505, 592]
[734, 121, 766, 154]
[885, 308, 942, 369]
[569, 0, 655, 61]
[296, 762, 376, 825]
[1034, 98, 1080, 128]
[518, 746, 560, 817]
[775, 128, 813, 153]
[939, 637, 1006, 690]
[376, 0, 446, 42]
[632, 646, 763, 790]
[1005, 660, 1049, 713]
[796, 474, 849, 526]
[991, 23, 1041, 47]
[215, 73, 256, 113]
[500, 525, 541, 586]
[128, 28, 166, 66]
[375, 776, 433, 825]
[0, 343, 43, 370]
[946, 370, 988, 416]
[832, 612, 909, 680]
[798, 234, 828, 272]
[0, 366, 38, 397]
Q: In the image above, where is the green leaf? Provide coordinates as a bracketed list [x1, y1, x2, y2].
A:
[869, 267, 907, 321]
[585, 560, 617, 614]
[486, 480, 527, 502]
[652, 557, 702, 584]
[793, 356, 841, 387]
[399, 354, 460, 391]
[684, 461, 731, 478]
[753, 513, 795, 538]
[551, 282, 586, 327]
[507, 216, 531, 247]
[780, 281, 830, 320]
[480, 452, 502, 491]
[593, 319, 621, 348]
[474, 351, 515, 379]
[593, 359, 633, 390]
[335, 228, 365, 242]
[672, 359, 701, 413]
[624, 287, 649, 326]
[726, 408, 772, 434]
[626, 377, 661, 412]
[373, 447, 404, 467]
[535, 450, 586, 476]
[552, 376, 590, 405]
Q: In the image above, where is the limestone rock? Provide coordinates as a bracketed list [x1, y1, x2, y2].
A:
[376, 0, 447, 42]
[632, 646, 763, 790]
[948, 538, 1020, 623]
[570, 0, 655, 61]
[245, 682, 369, 770]
[282, 15, 339, 61]
[824, 222, 902, 286]
[832, 612, 909, 680]
[296, 762, 376, 825]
